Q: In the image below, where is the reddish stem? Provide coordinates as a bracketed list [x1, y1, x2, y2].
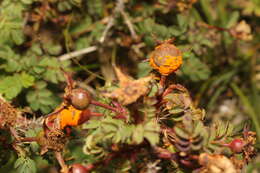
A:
[160, 75, 167, 88]
[90, 100, 118, 112]
[197, 21, 229, 32]
[19, 137, 38, 143]
[89, 112, 104, 117]
[162, 84, 186, 97]
[113, 114, 127, 120]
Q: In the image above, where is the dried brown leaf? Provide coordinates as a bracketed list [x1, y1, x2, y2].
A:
[103, 67, 152, 105]
[229, 20, 253, 41]
[199, 153, 237, 173]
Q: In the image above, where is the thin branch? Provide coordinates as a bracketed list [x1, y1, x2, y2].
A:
[59, 0, 138, 61]
[99, 17, 115, 43]
[119, 9, 138, 40]
[116, 0, 137, 40]
[58, 46, 98, 61]
[99, 0, 138, 43]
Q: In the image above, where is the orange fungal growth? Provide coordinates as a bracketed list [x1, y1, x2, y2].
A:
[58, 105, 83, 129]
[149, 42, 182, 76]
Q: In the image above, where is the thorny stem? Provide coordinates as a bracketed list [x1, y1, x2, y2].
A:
[9, 127, 20, 141]
[61, 68, 74, 92]
[45, 105, 66, 118]
[91, 100, 128, 120]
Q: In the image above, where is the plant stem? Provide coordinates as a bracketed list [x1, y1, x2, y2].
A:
[90, 100, 118, 112]
[58, 46, 98, 61]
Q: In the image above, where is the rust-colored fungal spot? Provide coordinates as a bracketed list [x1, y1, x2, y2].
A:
[57, 105, 83, 129]
[150, 41, 182, 76]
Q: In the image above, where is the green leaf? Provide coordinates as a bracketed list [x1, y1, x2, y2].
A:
[70, 16, 92, 36]
[87, 0, 104, 17]
[84, 120, 101, 129]
[30, 44, 42, 55]
[177, 14, 188, 29]
[35, 81, 47, 89]
[43, 42, 62, 56]
[21, 0, 34, 5]
[14, 158, 24, 169]
[226, 11, 239, 27]
[144, 131, 159, 146]
[26, 88, 60, 113]
[132, 125, 144, 144]
[26, 91, 37, 103]
[179, 53, 211, 82]
[75, 36, 92, 50]
[200, 0, 214, 24]
[58, 1, 73, 11]
[11, 30, 25, 45]
[0, 75, 23, 99]
[40, 105, 52, 113]
[15, 157, 36, 173]
[174, 126, 189, 139]
[20, 72, 35, 88]
[137, 62, 152, 78]
[38, 89, 52, 97]
[144, 121, 160, 145]
[33, 66, 45, 74]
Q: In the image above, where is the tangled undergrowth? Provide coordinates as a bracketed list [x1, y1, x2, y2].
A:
[0, 41, 257, 173]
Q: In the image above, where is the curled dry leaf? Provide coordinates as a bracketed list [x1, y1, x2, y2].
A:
[198, 153, 237, 173]
[103, 67, 152, 105]
[229, 20, 253, 41]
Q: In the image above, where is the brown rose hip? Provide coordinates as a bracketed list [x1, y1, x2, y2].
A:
[70, 88, 91, 110]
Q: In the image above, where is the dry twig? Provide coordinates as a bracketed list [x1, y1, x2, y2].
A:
[58, 46, 98, 61]
[99, 0, 137, 43]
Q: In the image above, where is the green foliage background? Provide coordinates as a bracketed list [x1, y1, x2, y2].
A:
[0, 0, 260, 172]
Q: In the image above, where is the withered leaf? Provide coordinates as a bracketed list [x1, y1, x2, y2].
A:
[229, 20, 253, 41]
[103, 67, 152, 105]
[199, 153, 237, 173]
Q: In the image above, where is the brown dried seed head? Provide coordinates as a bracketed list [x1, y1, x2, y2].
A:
[0, 97, 18, 128]
[38, 129, 67, 153]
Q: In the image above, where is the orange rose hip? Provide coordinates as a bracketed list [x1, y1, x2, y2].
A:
[149, 41, 182, 76]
